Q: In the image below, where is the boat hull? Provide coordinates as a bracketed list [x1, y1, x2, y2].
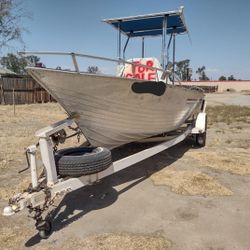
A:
[27, 68, 204, 148]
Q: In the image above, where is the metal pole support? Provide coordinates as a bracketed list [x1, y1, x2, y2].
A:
[27, 145, 38, 188]
[39, 137, 58, 186]
[71, 53, 80, 73]
[172, 32, 176, 84]
[161, 15, 167, 69]
[117, 21, 122, 60]
[142, 37, 145, 58]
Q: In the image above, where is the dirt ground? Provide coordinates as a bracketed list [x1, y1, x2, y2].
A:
[0, 92, 250, 249]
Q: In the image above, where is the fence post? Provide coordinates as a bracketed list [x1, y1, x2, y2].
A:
[0, 84, 5, 104]
[0, 77, 5, 105]
[12, 88, 16, 115]
[40, 88, 43, 103]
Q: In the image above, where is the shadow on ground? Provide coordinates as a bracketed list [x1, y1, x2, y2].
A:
[25, 138, 194, 247]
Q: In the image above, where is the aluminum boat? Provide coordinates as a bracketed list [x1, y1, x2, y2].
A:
[24, 6, 204, 149]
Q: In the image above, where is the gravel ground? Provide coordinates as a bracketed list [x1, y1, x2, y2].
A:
[205, 92, 250, 106]
[0, 93, 250, 250]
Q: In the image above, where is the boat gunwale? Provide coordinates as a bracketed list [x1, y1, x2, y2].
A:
[26, 66, 204, 95]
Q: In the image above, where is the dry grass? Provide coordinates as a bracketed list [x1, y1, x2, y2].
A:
[0, 103, 86, 171]
[0, 175, 31, 200]
[73, 232, 171, 250]
[241, 90, 250, 95]
[186, 150, 250, 175]
[151, 169, 233, 196]
[0, 226, 171, 250]
[0, 103, 67, 170]
[0, 225, 34, 250]
[0, 103, 85, 201]
[207, 105, 250, 125]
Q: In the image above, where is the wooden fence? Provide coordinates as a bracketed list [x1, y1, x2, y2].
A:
[196, 85, 218, 93]
[0, 76, 54, 105]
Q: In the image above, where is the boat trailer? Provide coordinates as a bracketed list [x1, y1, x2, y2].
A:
[2, 102, 207, 239]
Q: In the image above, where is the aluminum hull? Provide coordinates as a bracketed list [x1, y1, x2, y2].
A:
[27, 67, 204, 148]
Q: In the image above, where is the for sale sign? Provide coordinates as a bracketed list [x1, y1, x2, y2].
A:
[122, 58, 161, 81]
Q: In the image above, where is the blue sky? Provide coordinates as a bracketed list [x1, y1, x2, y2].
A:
[3, 0, 250, 79]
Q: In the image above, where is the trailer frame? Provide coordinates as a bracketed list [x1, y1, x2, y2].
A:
[2, 102, 207, 238]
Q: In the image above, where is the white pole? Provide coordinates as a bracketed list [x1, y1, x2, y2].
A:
[28, 145, 38, 188]
[39, 138, 58, 185]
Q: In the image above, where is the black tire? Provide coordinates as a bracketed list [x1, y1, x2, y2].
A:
[38, 220, 52, 239]
[55, 147, 112, 177]
[196, 132, 206, 147]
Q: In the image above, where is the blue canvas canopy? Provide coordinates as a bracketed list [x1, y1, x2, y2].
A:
[103, 7, 188, 37]
[103, 6, 188, 77]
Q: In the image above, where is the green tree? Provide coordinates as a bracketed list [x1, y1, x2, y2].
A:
[196, 66, 209, 80]
[175, 59, 191, 81]
[0, 0, 29, 49]
[0, 53, 40, 74]
[218, 75, 227, 81]
[228, 75, 236, 81]
[87, 66, 99, 74]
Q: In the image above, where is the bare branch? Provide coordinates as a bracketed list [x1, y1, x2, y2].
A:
[0, 0, 30, 49]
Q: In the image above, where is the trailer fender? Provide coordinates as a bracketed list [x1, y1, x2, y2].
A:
[192, 112, 207, 134]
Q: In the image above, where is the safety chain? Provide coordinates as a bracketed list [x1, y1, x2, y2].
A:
[28, 187, 58, 229]
[77, 132, 80, 143]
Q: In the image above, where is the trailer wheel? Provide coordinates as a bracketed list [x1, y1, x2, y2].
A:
[55, 147, 112, 177]
[196, 132, 206, 147]
[195, 113, 207, 147]
[38, 220, 52, 239]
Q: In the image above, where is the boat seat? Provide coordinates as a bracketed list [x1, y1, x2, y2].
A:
[117, 57, 163, 81]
